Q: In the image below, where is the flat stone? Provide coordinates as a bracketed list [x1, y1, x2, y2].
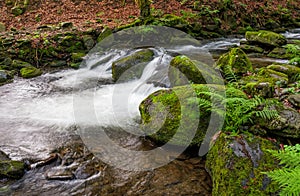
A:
[288, 94, 300, 108]
[46, 167, 74, 180]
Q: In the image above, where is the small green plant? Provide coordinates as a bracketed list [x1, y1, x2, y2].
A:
[264, 144, 300, 196]
[192, 87, 278, 133]
[285, 43, 300, 65]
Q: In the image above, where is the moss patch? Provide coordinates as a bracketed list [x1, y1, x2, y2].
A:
[20, 66, 42, 78]
[206, 133, 280, 195]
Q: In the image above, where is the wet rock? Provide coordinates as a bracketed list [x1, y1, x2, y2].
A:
[214, 47, 253, 81]
[0, 23, 6, 32]
[267, 47, 293, 59]
[20, 66, 42, 78]
[49, 60, 67, 67]
[259, 104, 300, 138]
[288, 94, 300, 108]
[0, 160, 25, 179]
[0, 70, 8, 83]
[245, 30, 287, 48]
[239, 44, 264, 54]
[46, 167, 74, 180]
[112, 49, 154, 82]
[267, 64, 300, 83]
[206, 133, 280, 195]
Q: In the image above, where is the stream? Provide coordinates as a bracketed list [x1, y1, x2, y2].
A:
[0, 28, 299, 195]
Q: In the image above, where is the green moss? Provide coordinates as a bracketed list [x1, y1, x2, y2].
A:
[97, 27, 113, 43]
[206, 133, 280, 195]
[20, 66, 42, 78]
[0, 160, 25, 179]
[112, 49, 154, 82]
[71, 52, 86, 63]
[245, 30, 287, 47]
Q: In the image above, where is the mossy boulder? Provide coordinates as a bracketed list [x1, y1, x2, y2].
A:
[206, 133, 280, 195]
[169, 55, 207, 86]
[267, 64, 300, 83]
[20, 66, 42, 78]
[241, 68, 288, 98]
[139, 84, 228, 146]
[245, 31, 287, 48]
[112, 49, 154, 82]
[259, 104, 300, 138]
[215, 48, 253, 81]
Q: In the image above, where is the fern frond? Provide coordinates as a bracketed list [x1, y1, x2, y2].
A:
[223, 64, 237, 82]
[266, 167, 300, 196]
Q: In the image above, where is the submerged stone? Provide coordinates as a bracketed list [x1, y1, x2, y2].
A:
[206, 133, 280, 195]
[20, 66, 42, 78]
[245, 30, 287, 48]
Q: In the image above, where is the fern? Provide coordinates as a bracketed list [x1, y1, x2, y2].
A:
[223, 64, 238, 82]
[265, 144, 300, 196]
[190, 87, 278, 133]
[223, 96, 278, 133]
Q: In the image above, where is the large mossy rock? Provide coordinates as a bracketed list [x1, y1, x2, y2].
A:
[215, 48, 253, 81]
[20, 66, 42, 78]
[112, 49, 154, 82]
[259, 104, 300, 138]
[169, 55, 213, 86]
[139, 84, 245, 146]
[245, 31, 287, 48]
[206, 133, 280, 195]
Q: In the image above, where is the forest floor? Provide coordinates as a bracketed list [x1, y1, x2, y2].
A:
[0, 0, 189, 31]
